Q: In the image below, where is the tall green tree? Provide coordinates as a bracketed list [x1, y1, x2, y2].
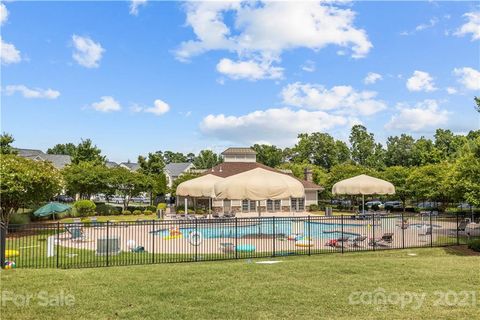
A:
[138, 152, 167, 203]
[71, 139, 105, 164]
[108, 167, 152, 210]
[290, 133, 351, 169]
[193, 150, 221, 169]
[251, 144, 284, 168]
[163, 151, 188, 164]
[412, 137, 441, 166]
[47, 143, 77, 156]
[434, 129, 467, 160]
[1, 155, 62, 224]
[385, 134, 416, 167]
[0, 133, 17, 155]
[381, 166, 412, 211]
[474, 96, 480, 113]
[349, 125, 384, 168]
[62, 162, 109, 199]
[452, 137, 480, 207]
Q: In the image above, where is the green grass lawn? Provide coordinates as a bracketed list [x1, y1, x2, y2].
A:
[1, 248, 478, 320]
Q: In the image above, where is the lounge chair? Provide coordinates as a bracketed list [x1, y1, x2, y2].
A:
[368, 233, 394, 247]
[66, 225, 85, 241]
[219, 242, 235, 253]
[419, 226, 432, 236]
[350, 235, 367, 248]
[458, 219, 468, 231]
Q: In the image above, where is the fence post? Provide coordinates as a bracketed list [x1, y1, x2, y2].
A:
[456, 214, 460, 245]
[401, 211, 405, 249]
[372, 214, 375, 252]
[0, 222, 6, 269]
[307, 215, 311, 256]
[106, 221, 109, 267]
[234, 218, 238, 259]
[429, 212, 433, 247]
[152, 220, 155, 264]
[56, 222, 60, 268]
[195, 218, 198, 262]
[272, 216, 276, 257]
[341, 215, 344, 254]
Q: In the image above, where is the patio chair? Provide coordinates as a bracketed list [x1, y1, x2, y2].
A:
[90, 217, 100, 228]
[381, 233, 394, 243]
[65, 225, 85, 241]
[219, 242, 235, 253]
[419, 226, 432, 236]
[350, 235, 367, 248]
[212, 212, 220, 218]
[458, 219, 468, 231]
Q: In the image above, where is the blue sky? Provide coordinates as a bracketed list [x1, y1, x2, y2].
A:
[1, 1, 479, 162]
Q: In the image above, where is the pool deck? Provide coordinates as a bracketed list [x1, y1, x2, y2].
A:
[54, 217, 458, 255]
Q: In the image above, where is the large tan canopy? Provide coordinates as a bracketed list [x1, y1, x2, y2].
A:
[213, 168, 305, 200]
[332, 174, 395, 195]
[176, 174, 224, 198]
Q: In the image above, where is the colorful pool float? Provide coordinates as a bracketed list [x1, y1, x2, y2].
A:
[295, 240, 313, 247]
[236, 244, 256, 252]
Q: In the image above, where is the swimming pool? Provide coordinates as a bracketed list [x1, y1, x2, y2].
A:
[153, 220, 361, 240]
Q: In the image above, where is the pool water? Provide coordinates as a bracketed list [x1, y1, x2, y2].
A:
[153, 220, 363, 240]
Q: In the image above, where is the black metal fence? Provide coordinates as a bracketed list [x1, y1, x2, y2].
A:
[1, 213, 478, 269]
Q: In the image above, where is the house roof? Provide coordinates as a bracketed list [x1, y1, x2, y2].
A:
[221, 147, 257, 155]
[204, 162, 323, 190]
[119, 162, 141, 171]
[165, 162, 193, 177]
[105, 161, 118, 168]
[15, 148, 45, 157]
[41, 154, 71, 169]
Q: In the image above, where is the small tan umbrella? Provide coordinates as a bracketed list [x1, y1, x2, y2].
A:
[214, 168, 304, 200]
[332, 174, 395, 214]
[176, 174, 224, 214]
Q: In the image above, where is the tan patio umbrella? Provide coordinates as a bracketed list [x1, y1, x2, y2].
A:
[176, 174, 224, 214]
[214, 168, 304, 217]
[214, 167, 304, 200]
[332, 174, 395, 214]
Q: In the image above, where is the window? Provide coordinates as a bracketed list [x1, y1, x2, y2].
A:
[274, 200, 281, 211]
[266, 200, 273, 212]
[291, 198, 305, 211]
[242, 200, 249, 212]
[249, 200, 256, 211]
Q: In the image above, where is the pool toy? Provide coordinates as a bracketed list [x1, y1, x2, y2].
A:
[5, 250, 19, 258]
[4, 260, 16, 269]
[164, 227, 183, 240]
[295, 240, 313, 247]
[236, 244, 256, 253]
[287, 234, 302, 241]
[188, 231, 202, 246]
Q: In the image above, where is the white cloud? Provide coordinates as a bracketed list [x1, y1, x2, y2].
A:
[455, 11, 480, 41]
[406, 70, 436, 92]
[301, 60, 316, 73]
[200, 107, 349, 145]
[5, 85, 60, 99]
[144, 99, 170, 116]
[216, 58, 283, 80]
[72, 35, 105, 68]
[415, 17, 439, 31]
[364, 72, 382, 85]
[0, 36, 21, 65]
[281, 82, 387, 116]
[176, 1, 371, 79]
[91, 96, 121, 112]
[453, 67, 480, 91]
[446, 87, 457, 95]
[129, 0, 147, 16]
[0, 3, 8, 26]
[385, 100, 449, 131]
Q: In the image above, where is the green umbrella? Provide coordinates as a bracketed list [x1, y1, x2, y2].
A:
[34, 202, 71, 219]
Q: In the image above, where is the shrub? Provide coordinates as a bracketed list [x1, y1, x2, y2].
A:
[9, 213, 31, 225]
[143, 210, 153, 215]
[372, 204, 380, 211]
[308, 204, 319, 212]
[122, 210, 132, 215]
[73, 200, 96, 217]
[96, 203, 117, 216]
[146, 205, 156, 212]
[157, 203, 167, 210]
[196, 208, 206, 215]
[468, 239, 480, 252]
[127, 206, 145, 212]
[132, 210, 142, 216]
